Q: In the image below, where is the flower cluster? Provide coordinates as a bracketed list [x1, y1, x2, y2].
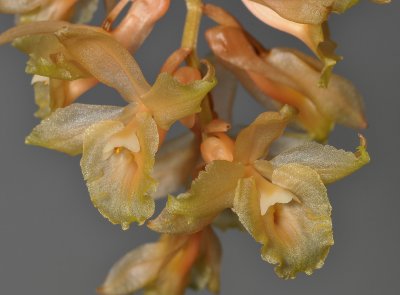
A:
[0, 0, 388, 294]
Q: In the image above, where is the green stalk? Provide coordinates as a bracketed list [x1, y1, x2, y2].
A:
[181, 0, 214, 132]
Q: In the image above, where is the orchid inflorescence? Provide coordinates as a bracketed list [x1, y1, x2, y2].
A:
[0, 0, 388, 294]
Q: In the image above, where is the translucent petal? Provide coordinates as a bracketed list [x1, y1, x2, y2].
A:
[268, 133, 313, 159]
[205, 25, 334, 140]
[270, 136, 370, 184]
[81, 113, 159, 229]
[16, 1, 78, 23]
[0, 21, 70, 45]
[141, 62, 217, 130]
[13, 34, 89, 80]
[56, 25, 151, 101]
[264, 48, 366, 129]
[209, 55, 238, 123]
[71, 0, 99, 24]
[233, 177, 269, 245]
[206, 23, 366, 140]
[148, 160, 245, 234]
[0, 0, 44, 14]
[233, 176, 294, 243]
[31, 75, 52, 119]
[243, 0, 341, 86]
[26, 103, 123, 156]
[152, 133, 199, 199]
[98, 235, 188, 295]
[234, 107, 293, 164]
[264, 163, 333, 278]
[233, 164, 333, 279]
[190, 227, 222, 294]
[248, 0, 358, 24]
[212, 209, 244, 232]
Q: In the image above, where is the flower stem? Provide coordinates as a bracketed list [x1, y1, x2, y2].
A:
[181, 0, 214, 133]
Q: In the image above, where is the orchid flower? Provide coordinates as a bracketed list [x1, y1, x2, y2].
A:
[1, 24, 216, 229]
[204, 4, 366, 141]
[98, 227, 221, 295]
[242, 0, 391, 86]
[0, 0, 170, 119]
[149, 105, 370, 278]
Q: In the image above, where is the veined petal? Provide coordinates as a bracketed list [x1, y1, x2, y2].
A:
[148, 160, 245, 234]
[234, 107, 294, 164]
[141, 61, 217, 130]
[0, 0, 44, 14]
[212, 209, 244, 232]
[242, 0, 341, 86]
[266, 163, 333, 278]
[205, 25, 334, 141]
[233, 165, 333, 279]
[268, 132, 313, 159]
[233, 176, 294, 244]
[55, 25, 151, 101]
[270, 135, 370, 184]
[31, 75, 52, 119]
[264, 48, 366, 129]
[190, 227, 222, 294]
[152, 133, 199, 199]
[81, 112, 159, 229]
[0, 21, 70, 45]
[98, 235, 188, 295]
[233, 177, 268, 244]
[209, 55, 238, 123]
[13, 34, 89, 80]
[16, 0, 78, 23]
[26, 103, 123, 156]
[71, 0, 99, 24]
[248, 0, 359, 25]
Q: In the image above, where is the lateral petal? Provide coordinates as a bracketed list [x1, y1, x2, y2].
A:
[55, 25, 151, 101]
[141, 61, 217, 130]
[148, 160, 244, 234]
[98, 235, 187, 295]
[234, 107, 293, 164]
[152, 133, 199, 199]
[270, 135, 370, 184]
[26, 103, 123, 156]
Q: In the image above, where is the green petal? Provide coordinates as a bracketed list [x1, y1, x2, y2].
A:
[71, 0, 99, 24]
[98, 235, 187, 295]
[81, 112, 159, 229]
[31, 75, 52, 119]
[233, 164, 334, 279]
[148, 160, 244, 234]
[142, 61, 217, 130]
[266, 164, 333, 278]
[209, 55, 238, 123]
[152, 133, 199, 199]
[190, 227, 222, 294]
[270, 136, 370, 184]
[13, 34, 89, 80]
[266, 48, 366, 129]
[233, 177, 269, 245]
[249, 0, 359, 25]
[0, 0, 44, 14]
[234, 107, 293, 164]
[55, 25, 151, 101]
[26, 103, 123, 156]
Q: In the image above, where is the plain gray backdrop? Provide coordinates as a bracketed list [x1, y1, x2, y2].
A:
[0, 1, 399, 294]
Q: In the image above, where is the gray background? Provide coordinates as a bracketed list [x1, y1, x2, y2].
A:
[0, 1, 399, 294]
